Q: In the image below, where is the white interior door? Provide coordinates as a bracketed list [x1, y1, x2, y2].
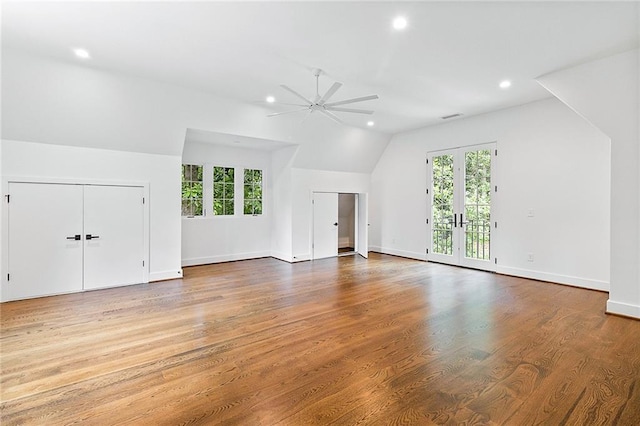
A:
[357, 193, 368, 258]
[312, 192, 338, 260]
[83, 185, 145, 290]
[7, 183, 84, 300]
[428, 144, 495, 271]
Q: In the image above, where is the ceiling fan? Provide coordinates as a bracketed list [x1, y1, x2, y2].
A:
[267, 69, 379, 124]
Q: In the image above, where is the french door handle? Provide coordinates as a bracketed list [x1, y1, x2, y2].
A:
[86, 234, 100, 240]
[453, 215, 457, 228]
[66, 234, 81, 241]
[460, 214, 469, 225]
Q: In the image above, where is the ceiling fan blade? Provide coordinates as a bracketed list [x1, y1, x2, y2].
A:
[319, 109, 344, 124]
[280, 85, 313, 105]
[267, 108, 309, 117]
[325, 106, 374, 115]
[273, 102, 308, 107]
[319, 82, 343, 105]
[324, 94, 379, 107]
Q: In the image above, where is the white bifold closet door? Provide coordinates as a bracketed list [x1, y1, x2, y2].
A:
[356, 193, 368, 259]
[83, 185, 144, 290]
[8, 183, 84, 300]
[7, 182, 145, 300]
[312, 192, 339, 260]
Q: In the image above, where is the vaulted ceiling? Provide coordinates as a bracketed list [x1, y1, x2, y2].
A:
[2, 1, 638, 134]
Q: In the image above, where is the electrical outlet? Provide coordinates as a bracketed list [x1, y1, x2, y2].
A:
[527, 253, 534, 262]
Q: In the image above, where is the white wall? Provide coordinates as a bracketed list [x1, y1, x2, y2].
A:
[291, 114, 391, 173]
[270, 146, 297, 262]
[181, 141, 272, 265]
[2, 49, 390, 165]
[2, 50, 391, 271]
[291, 168, 370, 260]
[537, 49, 640, 318]
[371, 97, 611, 290]
[2, 140, 183, 285]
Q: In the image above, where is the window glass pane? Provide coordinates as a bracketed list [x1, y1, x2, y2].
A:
[224, 200, 234, 215]
[432, 154, 454, 255]
[213, 166, 235, 215]
[243, 169, 263, 215]
[181, 200, 192, 216]
[193, 199, 203, 216]
[213, 200, 223, 216]
[181, 164, 203, 217]
[463, 149, 491, 260]
[244, 200, 253, 215]
[225, 168, 234, 183]
[225, 183, 234, 198]
[213, 183, 223, 198]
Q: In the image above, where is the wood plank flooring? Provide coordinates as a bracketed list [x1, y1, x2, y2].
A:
[1, 253, 639, 425]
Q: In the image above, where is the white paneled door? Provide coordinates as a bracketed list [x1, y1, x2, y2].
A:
[6, 182, 146, 300]
[428, 144, 496, 271]
[357, 193, 368, 259]
[83, 185, 144, 290]
[313, 192, 339, 260]
[7, 183, 84, 300]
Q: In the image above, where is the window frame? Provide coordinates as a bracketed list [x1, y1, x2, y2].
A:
[212, 166, 236, 216]
[181, 164, 204, 217]
[180, 162, 266, 219]
[243, 168, 263, 216]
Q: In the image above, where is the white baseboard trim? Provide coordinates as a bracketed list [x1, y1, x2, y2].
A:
[182, 251, 271, 267]
[292, 253, 311, 262]
[369, 246, 427, 261]
[496, 265, 609, 292]
[149, 269, 183, 282]
[270, 251, 293, 263]
[606, 300, 640, 319]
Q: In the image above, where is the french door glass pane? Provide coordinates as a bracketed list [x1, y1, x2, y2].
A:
[432, 154, 454, 255]
[464, 149, 491, 260]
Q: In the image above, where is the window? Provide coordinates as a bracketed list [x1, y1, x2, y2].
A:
[182, 164, 203, 216]
[213, 166, 235, 215]
[244, 169, 263, 215]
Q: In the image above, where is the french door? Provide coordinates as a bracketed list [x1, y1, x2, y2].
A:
[427, 144, 495, 271]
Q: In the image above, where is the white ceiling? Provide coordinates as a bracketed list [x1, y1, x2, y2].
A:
[2, 1, 638, 135]
[185, 128, 297, 151]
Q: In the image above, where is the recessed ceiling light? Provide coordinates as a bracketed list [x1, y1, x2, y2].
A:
[73, 48, 91, 59]
[392, 16, 408, 30]
[367, 121, 375, 127]
[499, 80, 512, 89]
[266, 96, 275, 103]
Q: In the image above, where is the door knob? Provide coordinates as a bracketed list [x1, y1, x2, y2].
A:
[333, 222, 338, 226]
[66, 235, 81, 241]
[86, 234, 100, 240]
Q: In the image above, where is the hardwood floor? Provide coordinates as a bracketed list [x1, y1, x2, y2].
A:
[1, 253, 639, 425]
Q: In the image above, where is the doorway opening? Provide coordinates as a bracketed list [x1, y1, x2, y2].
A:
[338, 193, 356, 255]
[312, 192, 368, 260]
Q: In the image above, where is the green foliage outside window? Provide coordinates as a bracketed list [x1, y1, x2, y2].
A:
[432, 155, 454, 255]
[182, 164, 203, 216]
[213, 166, 234, 215]
[244, 169, 263, 215]
[464, 149, 491, 260]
